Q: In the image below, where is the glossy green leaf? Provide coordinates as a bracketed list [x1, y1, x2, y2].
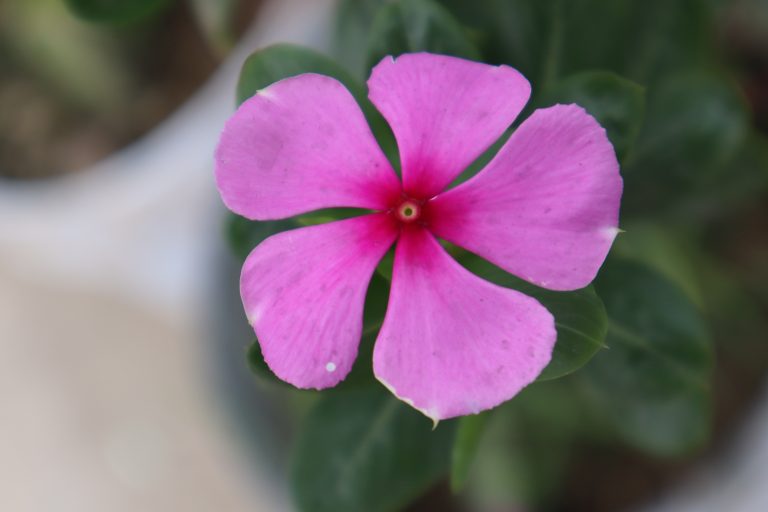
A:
[291, 387, 456, 512]
[237, 43, 399, 169]
[460, 253, 608, 381]
[366, 0, 481, 71]
[540, 71, 645, 162]
[584, 258, 714, 456]
[237, 43, 365, 107]
[64, 0, 171, 23]
[451, 412, 490, 492]
[226, 214, 295, 262]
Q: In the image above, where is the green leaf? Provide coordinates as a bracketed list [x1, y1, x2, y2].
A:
[584, 257, 714, 456]
[64, 0, 171, 23]
[226, 214, 295, 262]
[295, 208, 370, 227]
[451, 412, 490, 492]
[611, 223, 705, 307]
[436, 0, 556, 87]
[237, 43, 399, 169]
[540, 71, 645, 162]
[366, 0, 481, 71]
[237, 43, 365, 107]
[463, 382, 578, 508]
[333, 0, 386, 79]
[623, 71, 749, 213]
[553, 0, 716, 84]
[291, 387, 456, 512]
[459, 253, 608, 381]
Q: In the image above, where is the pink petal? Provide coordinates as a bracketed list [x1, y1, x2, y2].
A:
[216, 73, 401, 220]
[367, 53, 531, 199]
[241, 214, 397, 388]
[373, 227, 556, 422]
[428, 104, 623, 291]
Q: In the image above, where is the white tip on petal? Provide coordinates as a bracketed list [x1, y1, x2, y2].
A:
[246, 305, 262, 326]
[600, 226, 622, 242]
[256, 86, 276, 100]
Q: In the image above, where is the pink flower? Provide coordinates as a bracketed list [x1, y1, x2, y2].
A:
[215, 53, 622, 422]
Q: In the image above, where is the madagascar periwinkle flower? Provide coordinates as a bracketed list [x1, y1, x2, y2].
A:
[215, 53, 622, 422]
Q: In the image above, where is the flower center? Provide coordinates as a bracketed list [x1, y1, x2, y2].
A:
[395, 200, 422, 223]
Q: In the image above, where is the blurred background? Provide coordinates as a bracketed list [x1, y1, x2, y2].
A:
[0, 0, 766, 511]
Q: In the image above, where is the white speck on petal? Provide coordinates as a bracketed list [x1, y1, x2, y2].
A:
[325, 362, 336, 373]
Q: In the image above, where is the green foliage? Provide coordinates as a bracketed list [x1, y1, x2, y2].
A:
[585, 258, 714, 455]
[436, 0, 555, 85]
[461, 382, 582, 508]
[291, 388, 456, 512]
[226, 214, 295, 262]
[365, 0, 481, 70]
[623, 71, 749, 213]
[333, 0, 386, 78]
[451, 413, 490, 492]
[64, 0, 171, 23]
[460, 253, 608, 381]
[236, 43, 365, 107]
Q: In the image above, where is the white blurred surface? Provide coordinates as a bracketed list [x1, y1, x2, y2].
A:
[0, 0, 334, 510]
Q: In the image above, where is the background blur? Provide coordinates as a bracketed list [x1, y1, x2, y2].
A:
[1, 0, 767, 511]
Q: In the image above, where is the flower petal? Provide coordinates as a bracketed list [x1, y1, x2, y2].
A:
[241, 214, 397, 388]
[216, 73, 401, 220]
[373, 227, 556, 422]
[367, 53, 530, 199]
[428, 104, 623, 291]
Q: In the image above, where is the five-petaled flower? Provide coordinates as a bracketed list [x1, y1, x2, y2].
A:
[215, 53, 622, 422]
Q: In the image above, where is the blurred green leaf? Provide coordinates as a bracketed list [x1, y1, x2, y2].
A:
[226, 214, 295, 262]
[463, 381, 578, 508]
[295, 208, 370, 227]
[333, 0, 386, 79]
[612, 224, 705, 307]
[584, 258, 714, 456]
[623, 71, 749, 213]
[64, 0, 171, 23]
[436, 0, 555, 87]
[540, 71, 645, 162]
[460, 253, 608, 381]
[237, 43, 399, 169]
[556, 0, 716, 82]
[237, 43, 365, 106]
[451, 412, 490, 492]
[291, 387, 456, 512]
[366, 0, 481, 71]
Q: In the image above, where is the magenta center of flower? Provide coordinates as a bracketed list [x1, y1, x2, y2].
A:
[395, 200, 422, 223]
